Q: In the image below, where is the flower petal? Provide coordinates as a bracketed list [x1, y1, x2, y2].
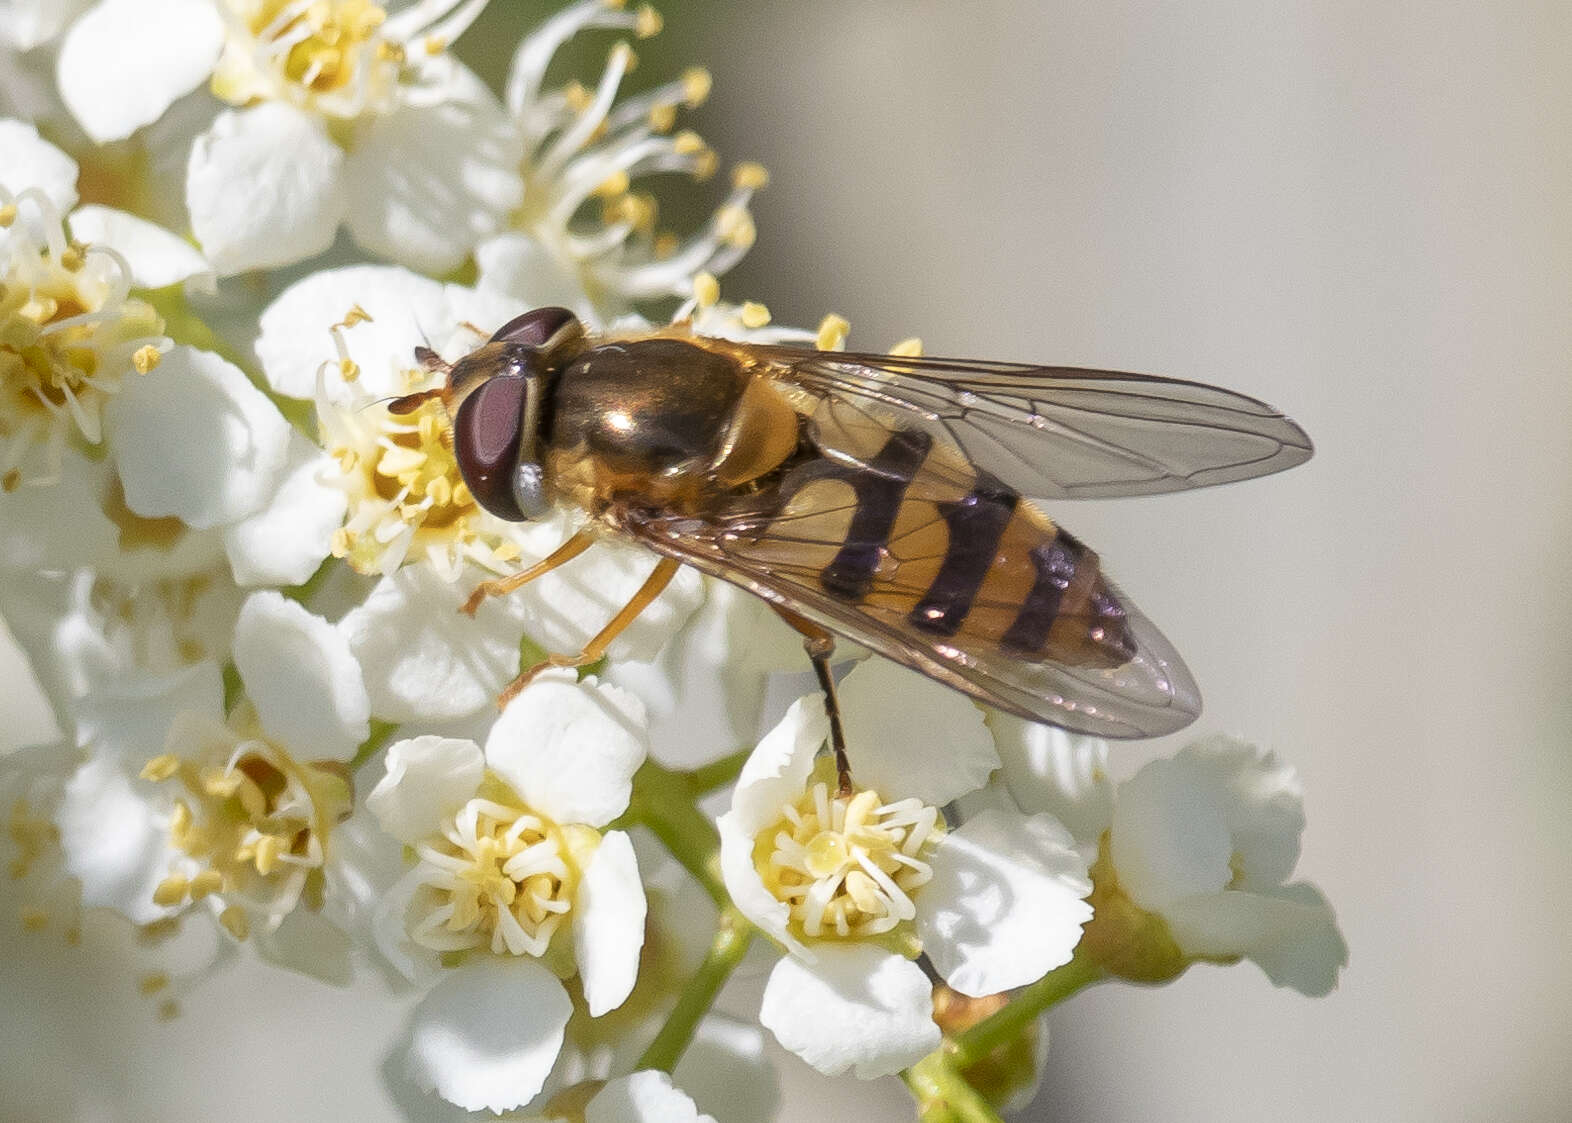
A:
[106, 344, 291, 529]
[255, 264, 449, 400]
[186, 103, 345, 275]
[0, 453, 119, 573]
[717, 808, 803, 959]
[232, 591, 369, 762]
[73, 659, 223, 763]
[0, 118, 78, 212]
[253, 905, 352, 986]
[343, 58, 522, 274]
[475, 231, 594, 317]
[339, 566, 522, 722]
[758, 946, 940, 1078]
[56, 755, 184, 925]
[1110, 755, 1234, 912]
[3, 0, 91, 51]
[987, 711, 1114, 849]
[574, 829, 646, 1016]
[56, 0, 223, 142]
[730, 695, 828, 837]
[67, 204, 211, 290]
[1163, 882, 1347, 997]
[586, 1071, 717, 1123]
[839, 656, 999, 807]
[403, 957, 571, 1113]
[1174, 735, 1305, 891]
[917, 808, 1092, 997]
[485, 671, 647, 828]
[367, 735, 484, 845]
[222, 433, 347, 587]
[672, 1018, 778, 1123]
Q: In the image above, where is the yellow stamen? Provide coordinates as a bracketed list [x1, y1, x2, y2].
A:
[131, 344, 162, 374]
[635, 4, 662, 38]
[188, 869, 224, 899]
[692, 272, 720, 308]
[219, 905, 250, 941]
[739, 301, 770, 329]
[140, 753, 181, 782]
[732, 162, 770, 191]
[817, 314, 851, 352]
[681, 66, 712, 106]
[153, 875, 190, 907]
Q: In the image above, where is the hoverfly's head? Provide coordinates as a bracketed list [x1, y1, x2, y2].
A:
[393, 306, 583, 523]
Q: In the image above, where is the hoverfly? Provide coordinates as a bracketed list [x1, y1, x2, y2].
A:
[394, 305, 1310, 764]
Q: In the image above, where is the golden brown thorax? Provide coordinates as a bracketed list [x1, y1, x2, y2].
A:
[543, 335, 800, 514]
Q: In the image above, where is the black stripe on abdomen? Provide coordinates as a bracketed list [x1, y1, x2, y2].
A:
[1001, 530, 1088, 652]
[909, 472, 1018, 635]
[819, 428, 933, 601]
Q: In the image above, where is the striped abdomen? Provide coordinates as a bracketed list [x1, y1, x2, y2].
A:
[743, 426, 1137, 669]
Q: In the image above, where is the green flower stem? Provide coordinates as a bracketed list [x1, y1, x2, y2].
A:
[904, 1053, 1006, 1123]
[947, 951, 1104, 1070]
[628, 760, 729, 906]
[687, 747, 751, 794]
[635, 904, 754, 1074]
[282, 557, 336, 609]
[348, 720, 399, 773]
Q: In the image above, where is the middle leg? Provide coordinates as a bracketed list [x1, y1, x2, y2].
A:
[496, 556, 681, 708]
[771, 605, 854, 796]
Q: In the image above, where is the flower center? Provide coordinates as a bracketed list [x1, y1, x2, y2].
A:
[757, 780, 942, 940]
[0, 195, 165, 486]
[263, 0, 390, 93]
[141, 720, 350, 938]
[318, 313, 528, 579]
[408, 796, 581, 958]
[214, 0, 397, 111]
[325, 390, 508, 576]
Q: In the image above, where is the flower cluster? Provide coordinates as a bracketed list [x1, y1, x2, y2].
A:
[0, 5, 1344, 1119]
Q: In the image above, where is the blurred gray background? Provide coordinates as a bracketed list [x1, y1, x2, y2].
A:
[3, 2, 1569, 1121]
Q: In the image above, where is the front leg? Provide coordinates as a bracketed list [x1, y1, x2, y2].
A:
[461, 528, 595, 617]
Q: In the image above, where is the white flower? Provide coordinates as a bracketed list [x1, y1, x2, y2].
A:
[0, 119, 291, 554]
[475, 0, 763, 321]
[369, 670, 650, 1112]
[53, 591, 369, 945]
[991, 716, 1347, 995]
[56, 0, 520, 275]
[0, 564, 242, 746]
[718, 658, 1093, 1078]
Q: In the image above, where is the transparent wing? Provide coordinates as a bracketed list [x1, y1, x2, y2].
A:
[760, 348, 1313, 499]
[623, 503, 1201, 740]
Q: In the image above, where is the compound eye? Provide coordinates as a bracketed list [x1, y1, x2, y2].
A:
[490, 306, 578, 348]
[454, 373, 528, 521]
